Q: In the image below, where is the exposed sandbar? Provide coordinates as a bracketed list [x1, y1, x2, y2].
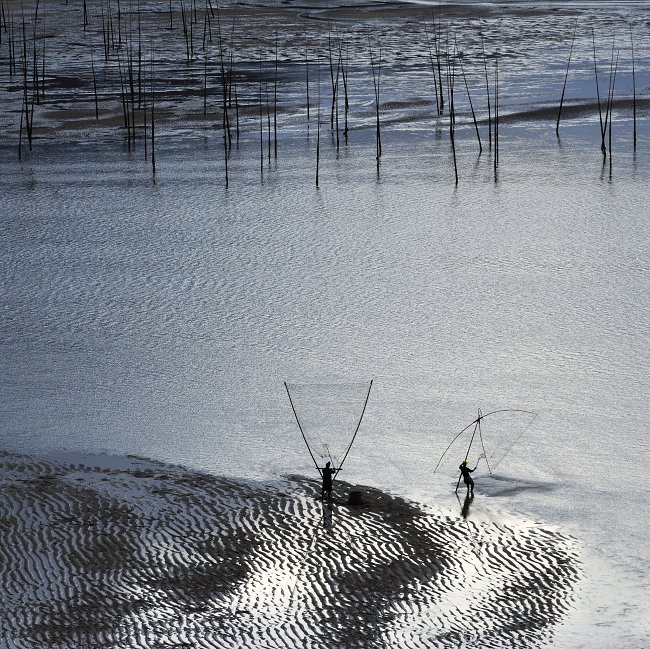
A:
[0, 451, 581, 648]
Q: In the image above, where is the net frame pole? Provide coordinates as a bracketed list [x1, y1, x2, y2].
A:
[455, 411, 480, 493]
[434, 416, 480, 473]
[284, 381, 322, 476]
[477, 412, 492, 474]
[434, 409, 537, 473]
[334, 379, 373, 482]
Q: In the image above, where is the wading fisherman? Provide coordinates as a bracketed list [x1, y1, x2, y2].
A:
[459, 459, 477, 495]
[321, 461, 339, 500]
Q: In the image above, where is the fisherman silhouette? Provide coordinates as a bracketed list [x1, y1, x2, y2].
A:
[321, 461, 338, 500]
[459, 459, 477, 495]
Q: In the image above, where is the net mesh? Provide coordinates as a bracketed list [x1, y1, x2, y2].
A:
[285, 381, 372, 469]
[436, 410, 538, 475]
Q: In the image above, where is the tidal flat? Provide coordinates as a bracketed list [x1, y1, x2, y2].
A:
[1, 1, 649, 647]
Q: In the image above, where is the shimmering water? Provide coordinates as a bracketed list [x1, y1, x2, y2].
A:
[2, 127, 649, 645]
[1, 0, 650, 645]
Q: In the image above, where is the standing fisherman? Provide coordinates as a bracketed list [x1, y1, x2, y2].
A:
[321, 461, 338, 500]
[459, 459, 478, 495]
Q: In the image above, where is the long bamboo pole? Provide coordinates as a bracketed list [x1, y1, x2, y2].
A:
[335, 380, 373, 482]
[592, 28, 605, 154]
[459, 54, 482, 155]
[631, 28, 636, 152]
[455, 414, 480, 493]
[556, 18, 578, 136]
[284, 382, 322, 475]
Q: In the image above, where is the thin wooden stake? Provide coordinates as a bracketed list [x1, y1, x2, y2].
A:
[40, 38, 45, 99]
[449, 39, 458, 185]
[305, 41, 310, 125]
[259, 52, 263, 176]
[425, 24, 440, 117]
[435, 19, 444, 114]
[556, 18, 577, 136]
[631, 28, 636, 152]
[481, 26, 491, 149]
[316, 51, 320, 187]
[91, 43, 99, 118]
[369, 41, 381, 167]
[601, 39, 616, 156]
[592, 28, 605, 153]
[143, 58, 147, 159]
[266, 79, 271, 163]
[494, 54, 499, 178]
[328, 29, 335, 129]
[459, 54, 482, 155]
[203, 43, 208, 116]
[274, 31, 278, 159]
[341, 42, 349, 139]
[18, 97, 24, 160]
[608, 50, 619, 165]
[151, 46, 155, 175]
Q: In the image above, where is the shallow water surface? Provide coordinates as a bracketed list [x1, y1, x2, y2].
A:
[2, 127, 650, 646]
[1, 0, 650, 645]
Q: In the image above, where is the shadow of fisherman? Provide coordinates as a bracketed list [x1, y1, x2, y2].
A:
[320, 461, 339, 501]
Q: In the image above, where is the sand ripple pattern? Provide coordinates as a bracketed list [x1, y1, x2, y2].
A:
[0, 452, 580, 648]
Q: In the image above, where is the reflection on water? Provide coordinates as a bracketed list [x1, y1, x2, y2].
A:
[459, 492, 474, 519]
[2, 132, 648, 479]
[0, 2, 650, 643]
[1, 132, 649, 486]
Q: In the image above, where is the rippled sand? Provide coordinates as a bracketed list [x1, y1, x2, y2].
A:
[0, 451, 580, 648]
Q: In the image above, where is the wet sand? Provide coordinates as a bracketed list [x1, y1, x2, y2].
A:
[0, 451, 580, 648]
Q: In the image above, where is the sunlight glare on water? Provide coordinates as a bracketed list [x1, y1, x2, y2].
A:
[1, 132, 648, 487]
[1, 0, 650, 643]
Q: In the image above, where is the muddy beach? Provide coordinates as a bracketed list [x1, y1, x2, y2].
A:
[0, 451, 581, 648]
[2, 0, 648, 162]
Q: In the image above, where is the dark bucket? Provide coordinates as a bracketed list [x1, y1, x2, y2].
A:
[347, 490, 364, 506]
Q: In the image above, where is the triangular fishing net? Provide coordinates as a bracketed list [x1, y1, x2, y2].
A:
[435, 409, 538, 476]
[285, 381, 373, 471]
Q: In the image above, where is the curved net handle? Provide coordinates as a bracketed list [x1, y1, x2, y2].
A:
[334, 380, 373, 481]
